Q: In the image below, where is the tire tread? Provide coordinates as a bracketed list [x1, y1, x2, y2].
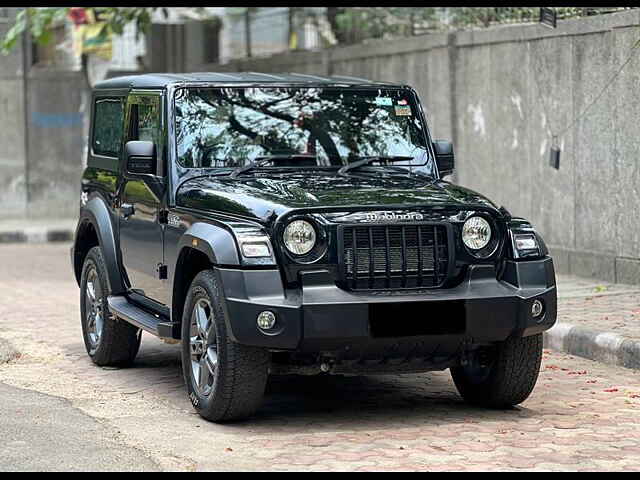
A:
[451, 334, 543, 408]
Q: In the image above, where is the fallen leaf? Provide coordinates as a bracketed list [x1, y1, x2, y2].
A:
[225, 447, 233, 452]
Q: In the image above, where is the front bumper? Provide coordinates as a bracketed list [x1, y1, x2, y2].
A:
[216, 257, 557, 353]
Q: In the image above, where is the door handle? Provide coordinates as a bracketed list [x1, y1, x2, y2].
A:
[121, 203, 135, 219]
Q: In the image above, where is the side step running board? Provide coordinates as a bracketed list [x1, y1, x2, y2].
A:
[107, 295, 179, 340]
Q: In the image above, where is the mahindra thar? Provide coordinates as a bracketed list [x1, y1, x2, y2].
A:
[71, 73, 557, 422]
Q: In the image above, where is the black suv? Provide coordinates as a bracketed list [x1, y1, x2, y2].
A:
[71, 73, 557, 422]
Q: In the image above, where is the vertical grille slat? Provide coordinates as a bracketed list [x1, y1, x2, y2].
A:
[400, 226, 407, 288]
[352, 227, 358, 290]
[417, 226, 424, 287]
[368, 227, 375, 290]
[433, 225, 440, 281]
[342, 223, 449, 291]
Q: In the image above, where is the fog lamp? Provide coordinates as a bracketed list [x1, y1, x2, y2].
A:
[257, 311, 276, 330]
[531, 300, 544, 318]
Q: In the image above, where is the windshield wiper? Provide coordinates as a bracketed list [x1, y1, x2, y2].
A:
[230, 154, 318, 178]
[337, 156, 414, 176]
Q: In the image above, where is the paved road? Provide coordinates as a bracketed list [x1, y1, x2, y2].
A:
[1, 244, 640, 471]
[0, 383, 159, 471]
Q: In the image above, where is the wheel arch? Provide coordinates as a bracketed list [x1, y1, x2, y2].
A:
[73, 197, 126, 294]
[170, 222, 241, 338]
[171, 246, 214, 338]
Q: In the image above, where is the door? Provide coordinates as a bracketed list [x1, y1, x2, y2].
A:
[118, 92, 167, 304]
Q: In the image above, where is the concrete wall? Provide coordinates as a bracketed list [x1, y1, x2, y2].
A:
[200, 9, 640, 284]
[25, 69, 86, 218]
[0, 9, 92, 220]
[1, 10, 639, 283]
[0, 10, 28, 219]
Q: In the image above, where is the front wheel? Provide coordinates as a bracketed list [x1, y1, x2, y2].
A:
[451, 334, 543, 408]
[181, 270, 269, 422]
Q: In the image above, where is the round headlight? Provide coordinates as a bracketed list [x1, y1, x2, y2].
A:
[283, 220, 316, 256]
[462, 216, 492, 251]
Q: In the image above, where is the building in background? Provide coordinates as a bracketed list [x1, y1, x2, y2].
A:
[220, 7, 326, 61]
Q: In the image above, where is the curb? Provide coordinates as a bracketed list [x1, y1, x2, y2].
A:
[0, 228, 74, 244]
[543, 322, 640, 370]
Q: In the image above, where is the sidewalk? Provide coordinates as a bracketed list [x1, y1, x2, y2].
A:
[550, 274, 640, 370]
[0, 221, 638, 369]
[0, 218, 76, 243]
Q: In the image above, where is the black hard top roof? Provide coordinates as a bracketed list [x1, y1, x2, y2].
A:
[94, 72, 402, 90]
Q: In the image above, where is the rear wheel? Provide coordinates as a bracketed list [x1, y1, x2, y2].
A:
[80, 246, 141, 366]
[181, 270, 269, 422]
[451, 334, 543, 408]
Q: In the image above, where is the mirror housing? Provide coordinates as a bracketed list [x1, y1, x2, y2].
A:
[433, 140, 455, 177]
[125, 141, 156, 175]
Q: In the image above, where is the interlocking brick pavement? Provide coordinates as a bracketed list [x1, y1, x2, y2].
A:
[1, 244, 640, 471]
[556, 275, 640, 342]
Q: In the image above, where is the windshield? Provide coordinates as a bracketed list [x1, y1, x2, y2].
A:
[174, 87, 434, 174]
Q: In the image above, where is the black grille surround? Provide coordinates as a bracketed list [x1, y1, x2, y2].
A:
[337, 222, 454, 291]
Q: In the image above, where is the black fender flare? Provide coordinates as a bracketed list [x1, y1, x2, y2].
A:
[74, 197, 127, 294]
[176, 222, 241, 267]
[170, 223, 241, 338]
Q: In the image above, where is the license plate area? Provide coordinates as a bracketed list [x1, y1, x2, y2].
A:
[369, 300, 466, 338]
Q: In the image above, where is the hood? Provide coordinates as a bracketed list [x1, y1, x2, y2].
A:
[176, 172, 500, 223]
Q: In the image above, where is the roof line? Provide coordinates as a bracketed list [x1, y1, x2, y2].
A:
[329, 74, 376, 83]
[245, 71, 287, 80]
[288, 72, 333, 82]
[190, 72, 243, 80]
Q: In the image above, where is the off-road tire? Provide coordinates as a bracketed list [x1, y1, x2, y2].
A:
[80, 246, 141, 366]
[451, 334, 543, 408]
[181, 270, 269, 422]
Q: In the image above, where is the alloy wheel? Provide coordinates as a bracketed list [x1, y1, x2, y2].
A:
[189, 298, 218, 396]
[85, 267, 104, 348]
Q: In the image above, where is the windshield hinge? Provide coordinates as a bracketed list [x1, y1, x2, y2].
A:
[156, 263, 168, 280]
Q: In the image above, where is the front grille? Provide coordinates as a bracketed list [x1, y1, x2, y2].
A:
[339, 224, 449, 290]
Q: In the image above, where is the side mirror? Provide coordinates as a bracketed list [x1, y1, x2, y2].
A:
[125, 141, 156, 175]
[433, 140, 455, 177]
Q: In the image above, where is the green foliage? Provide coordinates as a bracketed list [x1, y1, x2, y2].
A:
[330, 7, 636, 44]
[1, 7, 172, 55]
[1, 8, 70, 54]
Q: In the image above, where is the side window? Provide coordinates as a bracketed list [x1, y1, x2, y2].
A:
[128, 96, 161, 144]
[93, 98, 124, 157]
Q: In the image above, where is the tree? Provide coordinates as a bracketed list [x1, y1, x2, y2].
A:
[0, 7, 179, 55]
[322, 7, 635, 45]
